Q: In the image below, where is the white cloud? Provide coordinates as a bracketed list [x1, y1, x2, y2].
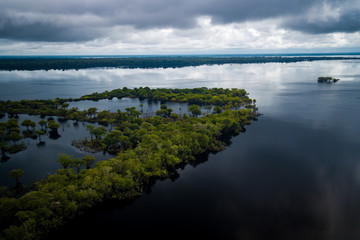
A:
[0, 15, 359, 55]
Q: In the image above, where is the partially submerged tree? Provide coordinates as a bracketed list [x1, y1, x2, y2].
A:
[86, 125, 95, 140]
[7, 132, 22, 145]
[82, 155, 95, 169]
[48, 120, 60, 131]
[8, 169, 24, 186]
[71, 158, 84, 174]
[21, 119, 32, 131]
[56, 153, 73, 169]
[38, 120, 47, 130]
[92, 126, 107, 140]
[188, 105, 202, 117]
[48, 120, 61, 139]
[35, 130, 46, 143]
[87, 107, 97, 118]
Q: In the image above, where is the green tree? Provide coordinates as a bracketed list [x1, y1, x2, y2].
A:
[29, 121, 36, 131]
[8, 169, 24, 185]
[103, 130, 122, 148]
[38, 120, 47, 130]
[61, 103, 69, 108]
[92, 126, 107, 140]
[86, 125, 95, 139]
[125, 107, 141, 119]
[87, 107, 97, 118]
[48, 120, 61, 139]
[21, 119, 33, 131]
[6, 119, 19, 131]
[57, 107, 68, 119]
[170, 113, 179, 121]
[188, 105, 202, 117]
[48, 120, 60, 131]
[0, 123, 6, 141]
[156, 104, 173, 118]
[71, 158, 84, 173]
[35, 130, 46, 143]
[7, 131, 22, 145]
[0, 140, 8, 157]
[213, 106, 222, 114]
[57, 153, 73, 169]
[82, 155, 95, 169]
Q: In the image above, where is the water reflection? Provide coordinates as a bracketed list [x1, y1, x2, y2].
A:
[0, 61, 358, 100]
[0, 114, 112, 187]
[52, 116, 360, 240]
[68, 98, 206, 115]
[1, 60, 360, 239]
[1, 60, 359, 129]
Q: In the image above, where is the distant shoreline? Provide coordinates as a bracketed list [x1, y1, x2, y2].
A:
[0, 55, 359, 71]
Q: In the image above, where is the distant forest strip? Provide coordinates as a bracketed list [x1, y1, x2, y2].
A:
[0, 56, 359, 71]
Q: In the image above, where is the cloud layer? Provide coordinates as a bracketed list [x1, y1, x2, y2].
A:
[0, 0, 359, 53]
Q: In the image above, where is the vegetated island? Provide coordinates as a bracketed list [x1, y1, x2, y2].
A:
[0, 56, 359, 71]
[317, 76, 339, 83]
[0, 87, 259, 240]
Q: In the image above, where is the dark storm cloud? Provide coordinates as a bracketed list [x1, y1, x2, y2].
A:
[284, 10, 360, 34]
[0, 0, 359, 42]
[0, 13, 103, 42]
[200, 0, 315, 23]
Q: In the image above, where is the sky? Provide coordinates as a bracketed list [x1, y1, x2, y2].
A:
[0, 0, 359, 55]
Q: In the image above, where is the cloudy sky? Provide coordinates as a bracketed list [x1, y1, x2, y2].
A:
[0, 0, 359, 55]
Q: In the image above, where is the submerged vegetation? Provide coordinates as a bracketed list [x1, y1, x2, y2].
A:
[0, 87, 259, 240]
[0, 87, 252, 118]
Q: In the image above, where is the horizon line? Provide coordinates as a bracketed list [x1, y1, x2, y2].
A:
[0, 52, 360, 58]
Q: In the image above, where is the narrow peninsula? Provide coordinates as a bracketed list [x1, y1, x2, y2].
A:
[0, 87, 259, 240]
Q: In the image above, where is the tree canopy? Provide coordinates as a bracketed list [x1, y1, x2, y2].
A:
[0, 87, 259, 240]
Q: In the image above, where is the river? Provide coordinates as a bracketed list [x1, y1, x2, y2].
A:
[1, 59, 360, 239]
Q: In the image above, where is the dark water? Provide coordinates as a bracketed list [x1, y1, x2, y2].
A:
[1, 60, 360, 239]
[67, 98, 204, 116]
[0, 115, 112, 186]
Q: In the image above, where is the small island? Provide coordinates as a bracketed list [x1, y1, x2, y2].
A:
[317, 76, 339, 83]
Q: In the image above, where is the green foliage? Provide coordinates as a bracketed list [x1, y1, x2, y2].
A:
[82, 155, 95, 169]
[21, 119, 35, 131]
[8, 169, 24, 185]
[6, 132, 22, 145]
[6, 119, 19, 130]
[56, 154, 73, 169]
[6, 143, 27, 154]
[91, 126, 107, 140]
[188, 105, 202, 117]
[87, 108, 97, 118]
[35, 130, 46, 142]
[47, 120, 60, 131]
[156, 104, 173, 118]
[213, 105, 222, 114]
[103, 130, 129, 153]
[0, 87, 260, 240]
[71, 158, 84, 174]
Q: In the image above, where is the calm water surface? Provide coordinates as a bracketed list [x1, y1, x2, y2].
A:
[1, 60, 360, 239]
